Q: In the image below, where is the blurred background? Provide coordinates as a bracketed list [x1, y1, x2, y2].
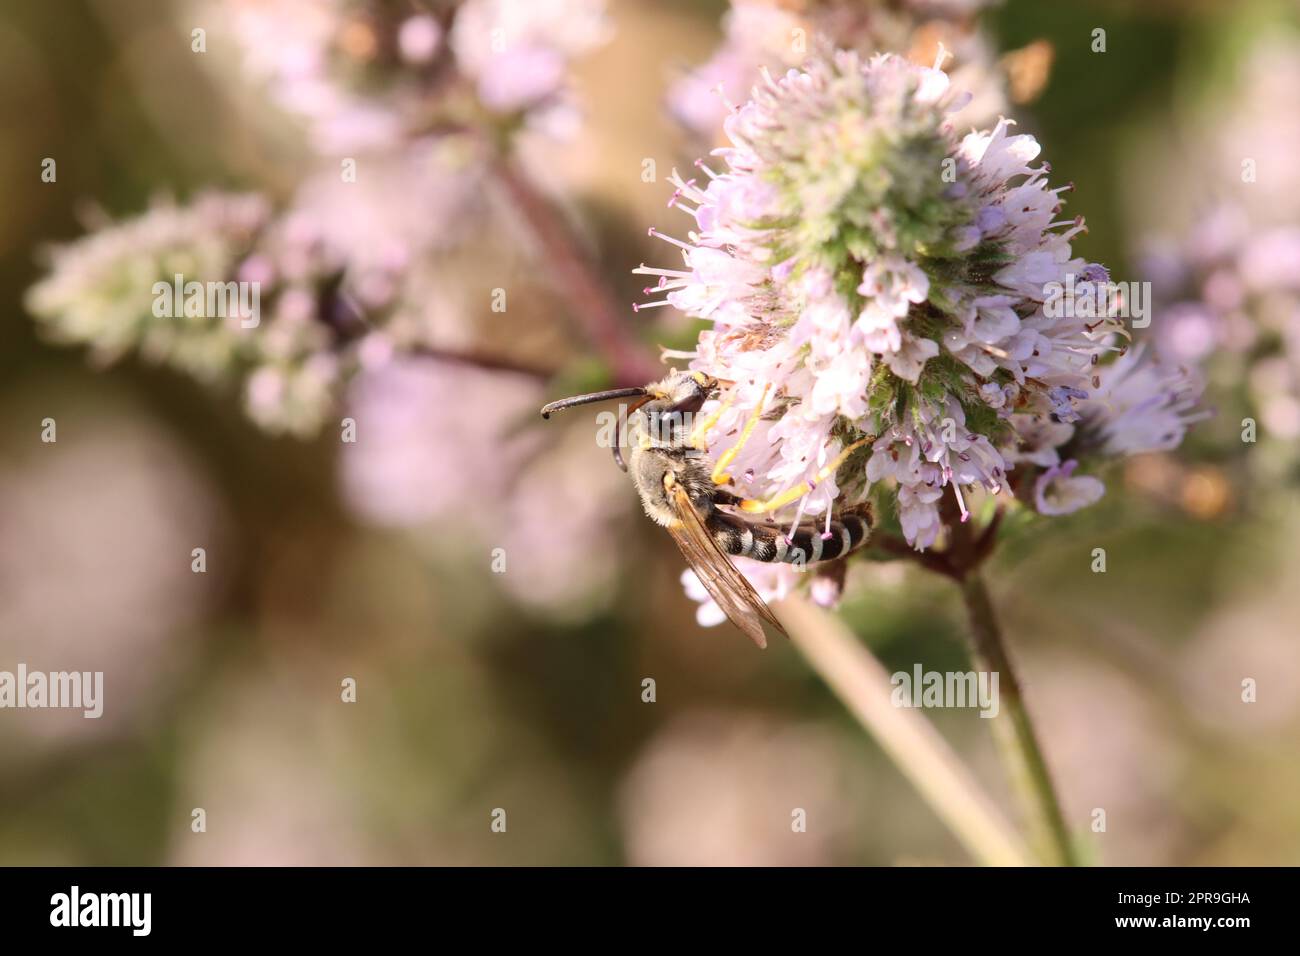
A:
[1, 0, 1297, 865]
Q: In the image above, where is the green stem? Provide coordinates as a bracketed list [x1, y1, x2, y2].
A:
[959, 571, 1079, 866]
[778, 594, 1031, 867]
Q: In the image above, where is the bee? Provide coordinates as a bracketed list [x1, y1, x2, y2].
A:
[541, 369, 874, 647]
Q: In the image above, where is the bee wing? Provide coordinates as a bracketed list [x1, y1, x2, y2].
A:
[666, 483, 785, 649]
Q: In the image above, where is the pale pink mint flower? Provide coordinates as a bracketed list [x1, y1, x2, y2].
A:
[865, 397, 1007, 547]
[340, 358, 627, 617]
[1000, 415, 1073, 469]
[1134, 35, 1300, 459]
[451, 0, 609, 116]
[669, 0, 1007, 143]
[1213, 37, 1300, 228]
[340, 358, 540, 528]
[282, 143, 481, 282]
[641, 51, 1120, 554]
[1001, 345, 1207, 517]
[1144, 209, 1299, 448]
[652, 49, 1204, 624]
[398, 14, 443, 64]
[244, 354, 342, 436]
[495, 422, 628, 616]
[27, 190, 344, 439]
[908, 0, 1001, 13]
[23, 189, 362, 438]
[1074, 345, 1209, 458]
[668, 1, 801, 138]
[219, 0, 411, 153]
[216, 0, 609, 152]
[1033, 460, 1104, 516]
[26, 137, 495, 438]
[681, 562, 803, 629]
[25, 193, 271, 382]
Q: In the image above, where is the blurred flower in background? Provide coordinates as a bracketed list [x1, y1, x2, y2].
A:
[0, 390, 220, 750]
[169, 644, 607, 864]
[341, 357, 630, 620]
[1179, 504, 1300, 733]
[214, 0, 610, 151]
[618, 710, 871, 866]
[1211, 36, 1300, 230]
[1133, 27, 1300, 483]
[341, 358, 540, 528]
[1027, 651, 1185, 866]
[669, 0, 1011, 143]
[25, 193, 270, 383]
[29, 0, 614, 439]
[451, 0, 611, 135]
[1144, 206, 1300, 455]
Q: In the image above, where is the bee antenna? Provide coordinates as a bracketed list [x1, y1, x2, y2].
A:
[540, 387, 649, 419]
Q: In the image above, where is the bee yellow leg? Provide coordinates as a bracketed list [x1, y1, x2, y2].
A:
[711, 384, 771, 485]
[739, 436, 873, 514]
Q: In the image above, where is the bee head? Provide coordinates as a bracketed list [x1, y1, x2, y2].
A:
[645, 369, 717, 415]
[631, 370, 716, 451]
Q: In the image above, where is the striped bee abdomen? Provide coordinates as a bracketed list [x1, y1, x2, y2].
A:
[708, 508, 872, 565]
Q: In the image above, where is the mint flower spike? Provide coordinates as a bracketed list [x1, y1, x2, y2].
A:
[25, 194, 272, 383]
[24, 193, 356, 438]
[638, 48, 1130, 551]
